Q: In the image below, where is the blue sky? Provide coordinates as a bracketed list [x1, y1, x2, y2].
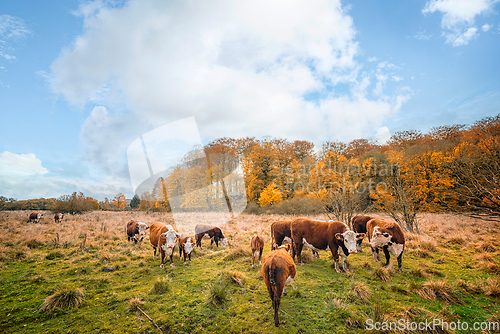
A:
[0, 0, 499, 200]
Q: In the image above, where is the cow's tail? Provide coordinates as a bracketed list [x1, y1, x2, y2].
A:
[268, 266, 277, 286]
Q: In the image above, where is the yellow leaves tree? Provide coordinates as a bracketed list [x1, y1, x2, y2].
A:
[258, 184, 283, 207]
[112, 193, 127, 210]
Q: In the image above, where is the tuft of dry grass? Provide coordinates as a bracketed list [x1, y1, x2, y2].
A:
[348, 281, 371, 304]
[476, 241, 497, 253]
[481, 278, 500, 297]
[414, 280, 461, 304]
[223, 269, 246, 287]
[128, 297, 145, 312]
[373, 267, 392, 282]
[222, 247, 251, 261]
[151, 277, 171, 294]
[40, 287, 85, 312]
[456, 279, 483, 294]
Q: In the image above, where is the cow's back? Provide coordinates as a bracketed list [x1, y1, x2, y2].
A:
[149, 222, 168, 247]
[352, 215, 372, 234]
[271, 221, 291, 238]
[366, 218, 398, 240]
[291, 218, 330, 240]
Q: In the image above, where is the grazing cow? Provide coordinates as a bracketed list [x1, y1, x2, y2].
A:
[126, 220, 149, 244]
[149, 222, 180, 267]
[351, 215, 373, 252]
[29, 212, 43, 223]
[366, 219, 405, 271]
[250, 235, 264, 268]
[179, 235, 195, 265]
[54, 213, 64, 224]
[270, 220, 318, 258]
[290, 218, 365, 273]
[195, 224, 227, 248]
[262, 245, 297, 327]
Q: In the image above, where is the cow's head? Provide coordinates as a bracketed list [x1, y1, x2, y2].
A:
[161, 229, 180, 255]
[183, 237, 194, 255]
[370, 226, 392, 249]
[37, 213, 42, 219]
[335, 230, 365, 254]
[220, 238, 228, 247]
[135, 222, 149, 242]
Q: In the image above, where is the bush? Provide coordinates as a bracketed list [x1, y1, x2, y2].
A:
[208, 279, 228, 306]
[264, 196, 324, 215]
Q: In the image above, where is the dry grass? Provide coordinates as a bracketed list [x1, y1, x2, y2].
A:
[482, 278, 500, 297]
[40, 287, 85, 312]
[348, 280, 371, 303]
[128, 297, 145, 312]
[414, 280, 461, 304]
[373, 267, 392, 282]
[223, 269, 246, 287]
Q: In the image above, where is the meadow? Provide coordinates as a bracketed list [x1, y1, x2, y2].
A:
[1, 210, 500, 333]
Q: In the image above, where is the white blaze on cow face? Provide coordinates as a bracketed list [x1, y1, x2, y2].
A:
[335, 230, 362, 254]
[370, 227, 392, 249]
[135, 222, 149, 242]
[220, 238, 227, 247]
[161, 228, 179, 256]
[37, 213, 41, 219]
[184, 237, 194, 255]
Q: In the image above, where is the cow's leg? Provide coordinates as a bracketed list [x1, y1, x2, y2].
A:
[397, 252, 403, 272]
[382, 245, 390, 267]
[153, 246, 157, 258]
[371, 247, 380, 262]
[295, 242, 304, 265]
[331, 248, 342, 273]
[196, 235, 202, 248]
[214, 237, 219, 247]
[169, 253, 174, 267]
[259, 247, 263, 266]
[188, 252, 191, 263]
[356, 238, 363, 252]
[273, 286, 282, 327]
[339, 247, 349, 272]
[159, 248, 165, 268]
[251, 251, 255, 268]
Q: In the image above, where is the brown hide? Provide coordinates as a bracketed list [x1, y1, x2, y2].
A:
[250, 235, 264, 268]
[126, 220, 139, 242]
[54, 213, 64, 223]
[270, 221, 292, 250]
[195, 224, 225, 248]
[366, 219, 405, 244]
[178, 235, 195, 264]
[261, 247, 296, 327]
[29, 212, 42, 223]
[290, 218, 349, 266]
[351, 215, 372, 252]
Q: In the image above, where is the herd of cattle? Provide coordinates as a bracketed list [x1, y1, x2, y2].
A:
[28, 212, 405, 327]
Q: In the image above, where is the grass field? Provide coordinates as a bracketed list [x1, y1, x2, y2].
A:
[1, 210, 500, 333]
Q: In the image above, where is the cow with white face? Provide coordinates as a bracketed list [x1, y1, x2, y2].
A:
[290, 218, 365, 273]
[149, 222, 180, 267]
[54, 213, 64, 224]
[367, 219, 405, 271]
[29, 212, 43, 223]
[126, 220, 149, 244]
[179, 235, 195, 264]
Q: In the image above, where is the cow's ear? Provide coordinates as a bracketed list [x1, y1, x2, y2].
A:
[335, 233, 343, 241]
[356, 233, 365, 240]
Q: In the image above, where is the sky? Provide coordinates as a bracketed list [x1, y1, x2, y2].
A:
[0, 0, 499, 201]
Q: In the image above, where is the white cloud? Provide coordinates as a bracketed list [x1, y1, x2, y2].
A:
[422, 0, 500, 46]
[368, 57, 378, 62]
[414, 29, 432, 40]
[373, 73, 388, 96]
[482, 23, 492, 31]
[373, 126, 391, 144]
[0, 152, 48, 176]
[51, 0, 411, 175]
[392, 75, 403, 82]
[0, 15, 30, 61]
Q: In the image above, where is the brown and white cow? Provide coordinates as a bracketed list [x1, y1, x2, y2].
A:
[290, 218, 365, 273]
[262, 245, 297, 327]
[54, 213, 64, 224]
[195, 224, 227, 248]
[126, 220, 149, 244]
[366, 219, 405, 271]
[351, 215, 373, 252]
[179, 235, 195, 265]
[250, 235, 264, 269]
[149, 222, 180, 267]
[29, 212, 43, 223]
[270, 220, 318, 258]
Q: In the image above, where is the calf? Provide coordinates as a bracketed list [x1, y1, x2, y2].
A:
[290, 218, 364, 273]
[54, 213, 64, 223]
[179, 235, 195, 264]
[262, 245, 296, 327]
[366, 219, 405, 271]
[270, 220, 318, 258]
[126, 220, 149, 244]
[149, 222, 180, 267]
[29, 212, 43, 223]
[351, 215, 373, 252]
[195, 224, 227, 248]
[250, 235, 264, 269]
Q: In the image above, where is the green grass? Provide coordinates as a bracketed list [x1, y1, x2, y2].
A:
[1, 214, 500, 333]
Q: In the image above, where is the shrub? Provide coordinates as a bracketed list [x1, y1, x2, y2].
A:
[40, 288, 84, 312]
[46, 251, 64, 260]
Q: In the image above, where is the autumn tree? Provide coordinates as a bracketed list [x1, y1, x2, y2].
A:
[258, 183, 283, 207]
[130, 194, 140, 209]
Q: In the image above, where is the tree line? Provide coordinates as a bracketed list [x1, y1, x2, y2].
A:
[1, 115, 498, 231]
